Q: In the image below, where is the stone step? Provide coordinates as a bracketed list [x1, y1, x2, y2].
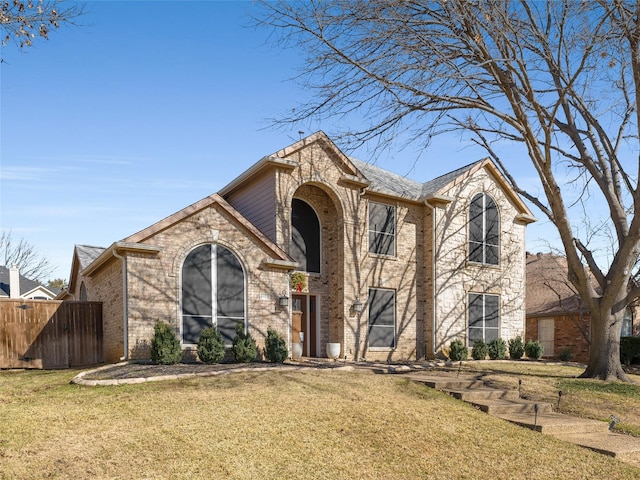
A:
[405, 374, 485, 390]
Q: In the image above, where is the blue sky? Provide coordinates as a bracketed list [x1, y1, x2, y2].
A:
[1, 0, 560, 281]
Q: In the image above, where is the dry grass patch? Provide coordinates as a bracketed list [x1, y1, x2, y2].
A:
[1, 367, 639, 479]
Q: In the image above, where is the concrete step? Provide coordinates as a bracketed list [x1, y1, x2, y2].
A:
[444, 387, 519, 402]
[495, 412, 609, 435]
[404, 374, 485, 390]
[470, 398, 554, 415]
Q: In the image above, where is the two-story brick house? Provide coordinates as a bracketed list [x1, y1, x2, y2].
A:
[65, 131, 535, 363]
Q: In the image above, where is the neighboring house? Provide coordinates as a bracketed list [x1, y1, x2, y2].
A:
[525, 252, 637, 363]
[65, 131, 535, 363]
[0, 265, 58, 300]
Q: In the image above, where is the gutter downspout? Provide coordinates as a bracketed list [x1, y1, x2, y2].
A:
[113, 249, 128, 361]
[423, 200, 437, 359]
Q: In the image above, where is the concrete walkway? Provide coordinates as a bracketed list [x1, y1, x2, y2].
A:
[402, 372, 640, 467]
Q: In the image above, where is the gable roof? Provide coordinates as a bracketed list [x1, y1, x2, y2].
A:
[0, 265, 56, 299]
[526, 252, 588, 316]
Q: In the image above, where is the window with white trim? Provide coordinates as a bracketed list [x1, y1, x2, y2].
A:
[368, 202, 396, 256]
[368, 288, 395, 348]
[181, 244, 245, 346]
[468, 293, 499, 345]
[469, 193, 499, 265]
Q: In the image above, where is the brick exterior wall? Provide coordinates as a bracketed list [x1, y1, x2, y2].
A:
[525, 314, 591, 362]
[71, 134, 531, 364]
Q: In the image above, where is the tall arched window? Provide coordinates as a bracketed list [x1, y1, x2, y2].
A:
[469, 193, 499, 265]
[181, 244, 245, 346]
[291, 198, 321, 273]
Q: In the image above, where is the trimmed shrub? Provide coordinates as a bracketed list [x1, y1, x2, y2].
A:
[620, 336, 640, 365]
[150, 320, 182, 365]
[448, 339, 468, 361]
[197, 327, 225, 364]
[558, 347, 573, 362]
[264, 327, 288, 363]
[471, 339, 488, 360]
[508, 336, 525, 360]
[232, 324, 257, 363]
[488, 338, 507, 360]
[525, 340, 544, 360]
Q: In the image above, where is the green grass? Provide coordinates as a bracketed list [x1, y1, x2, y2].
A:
[0, 365, 639, 479]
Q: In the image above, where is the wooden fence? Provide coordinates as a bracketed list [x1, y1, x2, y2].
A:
[0, 299, 103, 369]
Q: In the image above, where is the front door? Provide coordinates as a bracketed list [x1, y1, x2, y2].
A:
[293, 294, 318, 357]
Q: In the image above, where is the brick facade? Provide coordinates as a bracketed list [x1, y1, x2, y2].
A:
[68, 132, 534, 363]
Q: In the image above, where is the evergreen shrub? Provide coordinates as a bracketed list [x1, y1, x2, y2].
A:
[508, 336, 525, 360]
[488, 338, 507, 360]
[448, 339, 468, 361]
[232, 324, 257, 363]
[264, 327, 288, 363]
[197, 327, 225, 364]
[471, 339, 488, 360]
[525, 340, 544, 359]
[150, 320, 182, 365]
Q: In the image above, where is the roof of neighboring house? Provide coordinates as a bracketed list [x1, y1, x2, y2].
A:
[0, 265, 56, 299]
[526, 252, 589, 316]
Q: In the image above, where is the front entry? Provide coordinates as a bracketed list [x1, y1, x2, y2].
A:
[293, 294, 318, 357]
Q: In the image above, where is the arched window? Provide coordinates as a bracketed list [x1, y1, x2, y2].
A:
[181, 244, 245, 346]
[80, 282, 88, 301]
[291, 198, 321, 273]
[469, 193, 499, 265]
[622, 307, 633, 337]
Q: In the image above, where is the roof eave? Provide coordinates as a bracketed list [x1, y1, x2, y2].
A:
[82, 242, 162, 277]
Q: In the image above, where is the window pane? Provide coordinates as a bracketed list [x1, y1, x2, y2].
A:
[369, 203, 395, 255]
[468, 293, 500, 344]
[469, 194, 484, 243]
[217, 246, 245, 318]
[486, 245, 499, 265]
[485, 197, 499, 245]
[182, 315, 210, 345]
[485, 295, 499, 328]
[468, 294, 483, 327]
[368, 289, 395, 347]
[182, 244, 212, 317]
[469, 241, 484, 263]
[291, 199, 320, 273]
[218, 317, 243, 345]
[468, 328, 483, 345]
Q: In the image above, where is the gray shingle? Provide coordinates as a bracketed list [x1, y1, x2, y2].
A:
[75, 245, 106, 271]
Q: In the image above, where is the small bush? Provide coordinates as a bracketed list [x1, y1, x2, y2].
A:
[448, 339, 468, 361]
[232, 324, 257, 363]
[558, 347, 573, 362]
[508, 336, 525, 360]
[264, 327, 288, 363]
[150, 320, 182, 365]
[488, 338, 507, 360]
[197, 327, 225, 364]
[525, 340, 544, 360]
[620, 337, 640, 365]
[471, 339, 488, 360]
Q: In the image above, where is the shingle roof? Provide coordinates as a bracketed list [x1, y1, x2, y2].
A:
[526, 253, 588, 316]
[350, 157, 484, 201]
[0, 265, 44, 298]
[75, 245, 106, 271]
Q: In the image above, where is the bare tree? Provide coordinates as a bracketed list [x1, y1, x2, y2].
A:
[1, 0, 84, 48]
[257, 0, 640, 380]
[1, 231, 53, 282]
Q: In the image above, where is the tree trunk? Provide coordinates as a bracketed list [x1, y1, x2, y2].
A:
[580, 306, 632, 382]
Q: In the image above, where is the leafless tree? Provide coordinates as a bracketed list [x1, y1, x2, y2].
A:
[1, 231, 53, 282]
[257, 0, 640, 380]
[0, 0, 84, 48]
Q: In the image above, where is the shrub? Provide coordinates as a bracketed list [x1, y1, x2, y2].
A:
[471, 339, 488, 360]
[525, 340, 544, 360]
[448, 339, 468, 361]
[488, 338, 507, 360]
[197, 327, 225, 364]
[150, 320, 182, 365]
[264, 327, 288, 363]
[232, 324, 257, 363]
[508, 336, 525, 360]
[558, 347, 573, 362]
[621, 337, 640, 365]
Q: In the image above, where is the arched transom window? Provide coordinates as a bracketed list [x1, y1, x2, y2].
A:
[469, 192, 499, 265]
[181, 244, 245, 346]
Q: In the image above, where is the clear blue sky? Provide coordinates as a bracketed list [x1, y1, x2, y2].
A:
[1, 0, 559, 281]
